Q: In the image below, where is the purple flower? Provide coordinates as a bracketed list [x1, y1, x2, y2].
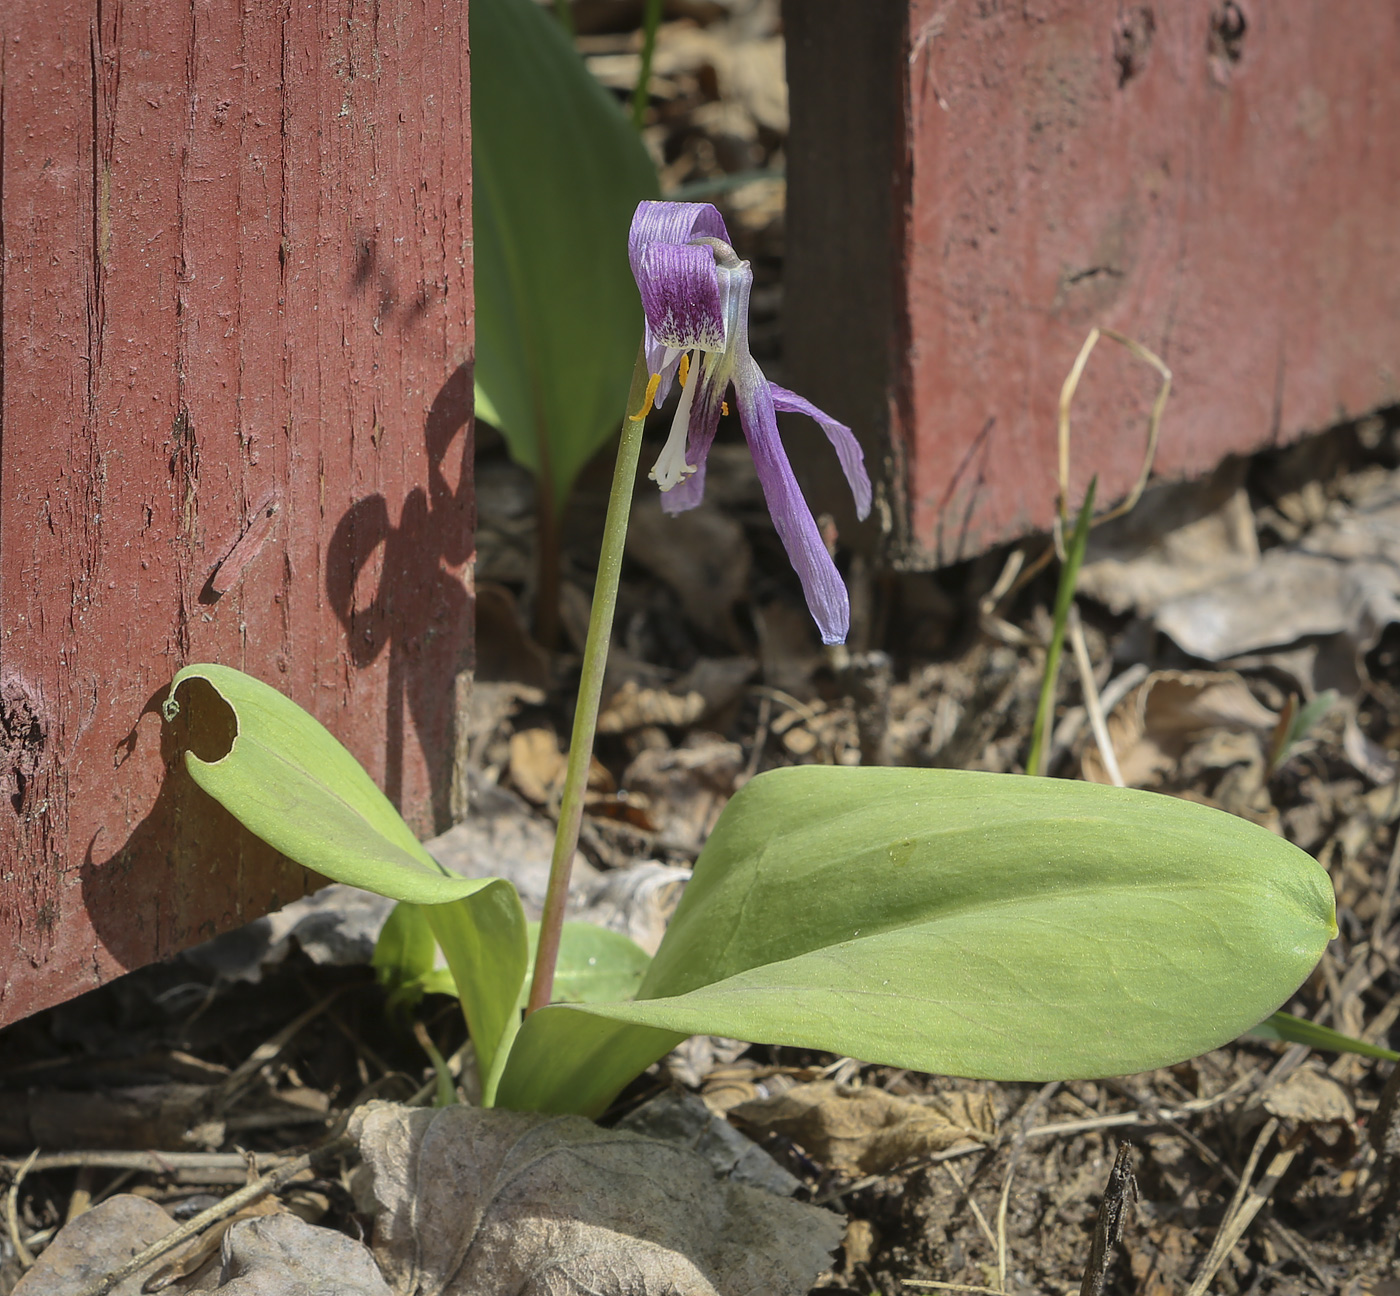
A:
[628, 200, 872, 646]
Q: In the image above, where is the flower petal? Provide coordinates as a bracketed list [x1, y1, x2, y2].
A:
[630, 202, 733, 396]
[769, 383, 872, 521]
[636, 243, 727, 353]
[628, 200, 730, 277]
[734, 363, 850, 645]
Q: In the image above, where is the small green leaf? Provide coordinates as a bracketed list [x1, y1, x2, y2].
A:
[516, 922, 652, 1011]
[164, 665, 528, 1105]
[1250, 1010, 1399, 1061]
[375, 903, 438, 993]
[1027, 478, 1096, 776]
[472, 0, 659, 509]
[497, 766, 1335, 1116]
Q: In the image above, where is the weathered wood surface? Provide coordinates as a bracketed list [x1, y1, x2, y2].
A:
[1, 0, 474, 1027]
[785, 1, 1400, 568]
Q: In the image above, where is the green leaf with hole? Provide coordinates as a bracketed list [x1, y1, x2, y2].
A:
[471, 0, 658, 509]
[164, 664, 528, 1103]
[496, 766, 1336, 1116]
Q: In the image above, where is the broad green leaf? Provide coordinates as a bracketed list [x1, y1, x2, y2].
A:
[1250, 1010, 1399, 1062]
[163, 665, 527, 1103]
[471, 0, 658, 509]
[497, 767, 1335, 1116]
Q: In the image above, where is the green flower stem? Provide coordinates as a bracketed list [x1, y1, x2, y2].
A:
[527, 345, 652, 1015]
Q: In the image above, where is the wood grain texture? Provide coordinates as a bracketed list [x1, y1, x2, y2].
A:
[785, 0, 1400, 568]
[1, 0, 474, 1026]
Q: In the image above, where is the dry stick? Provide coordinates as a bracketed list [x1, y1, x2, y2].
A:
[0, 1151, 295, 1177]
[1185, 1117, 1298, 1296]
[942, 1162, 1001, 1261]
[1078, 1143, 1136, 1296]
[5, 1149, 38, 1269]
[72, 1136, 353, 1296]
[979, 326, 1173, 631]
[214, 986, 347, 1112]
[1373, 811, 1400, 949]
[995, 1082, 1060, 1292]
[1067, 604, 1124, 786]
[903, 1283, 1009, 1296]
[528, 347, 652, 1014]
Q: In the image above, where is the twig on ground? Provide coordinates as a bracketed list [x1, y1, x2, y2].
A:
[942, 1162, 1000, 1260]
[996, 1082, 1061, 1290]
[903, 1283, 1008, 1295]
[1186, 1117, 1300, 1296]
[215, 986, 347, 1113]
[903, 1283, 1009, 1295]
[71, 1136, 353, 1296]
[0, 1151, 296, 1176]
[6, 1149, 39, 1268]
[1068, 605, 1123, 786]
[1368, 1061, 1400, 1235]
[1078, 1142, 1136, 1296]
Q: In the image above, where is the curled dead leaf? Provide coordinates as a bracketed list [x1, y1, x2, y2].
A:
[1081, 670, 1277, 787]
[730, 1080, 997, 1176]
[349, 1101, 842, 1296]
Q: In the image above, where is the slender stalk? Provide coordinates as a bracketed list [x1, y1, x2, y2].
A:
[527, 347, 653, 1014]
[1026, 478, 1097, 777]
[631, 0, 664, 130]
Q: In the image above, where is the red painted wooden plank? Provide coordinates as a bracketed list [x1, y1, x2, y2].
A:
[0, 0, 474, 1028]
[785, 1, 1400, 568]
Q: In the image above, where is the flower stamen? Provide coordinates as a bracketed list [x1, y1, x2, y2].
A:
[631, 372, 662, 421]
[649, 364, 699, 491]
[678, 354, 691, 389]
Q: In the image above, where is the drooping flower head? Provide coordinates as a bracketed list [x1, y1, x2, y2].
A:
[628, 200, 872, 646]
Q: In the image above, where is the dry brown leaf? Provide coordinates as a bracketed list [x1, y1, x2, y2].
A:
[212, 1211, 392, 1295]
[598, 679, 708, 733]
[508, 728, 566, 804]
[622, 737, 744, 853]
[1081, 670, 1276, 787]
[13, 1195, 177, 1296]
[349, 1101, 842, 1296]
[508, 730, 611, 804]
[1261, 1067, 1355, 1127]
[730, 1080, 996, 1176]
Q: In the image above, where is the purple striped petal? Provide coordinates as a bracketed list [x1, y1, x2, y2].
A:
[769, 384, 872, 521]
[734, 363, 850, 645]
[630, 202, 733, 396]
[628, 200, 731, 277]
[637, 243, 726, 352]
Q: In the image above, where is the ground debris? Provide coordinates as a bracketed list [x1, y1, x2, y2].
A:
[349, 1101, 842, 1296]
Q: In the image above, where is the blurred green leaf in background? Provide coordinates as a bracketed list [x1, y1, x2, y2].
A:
[471, 0, 659, 520]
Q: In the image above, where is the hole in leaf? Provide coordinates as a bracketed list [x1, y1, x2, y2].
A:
[167, 677, 239, 765]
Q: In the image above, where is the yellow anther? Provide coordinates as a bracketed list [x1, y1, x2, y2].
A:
[678, 353, 691, 388]
[722, 400, 730, 416]
[629, 372, 662, 421]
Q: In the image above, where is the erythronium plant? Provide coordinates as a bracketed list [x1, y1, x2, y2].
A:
[157, 200, 1336, 1120]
